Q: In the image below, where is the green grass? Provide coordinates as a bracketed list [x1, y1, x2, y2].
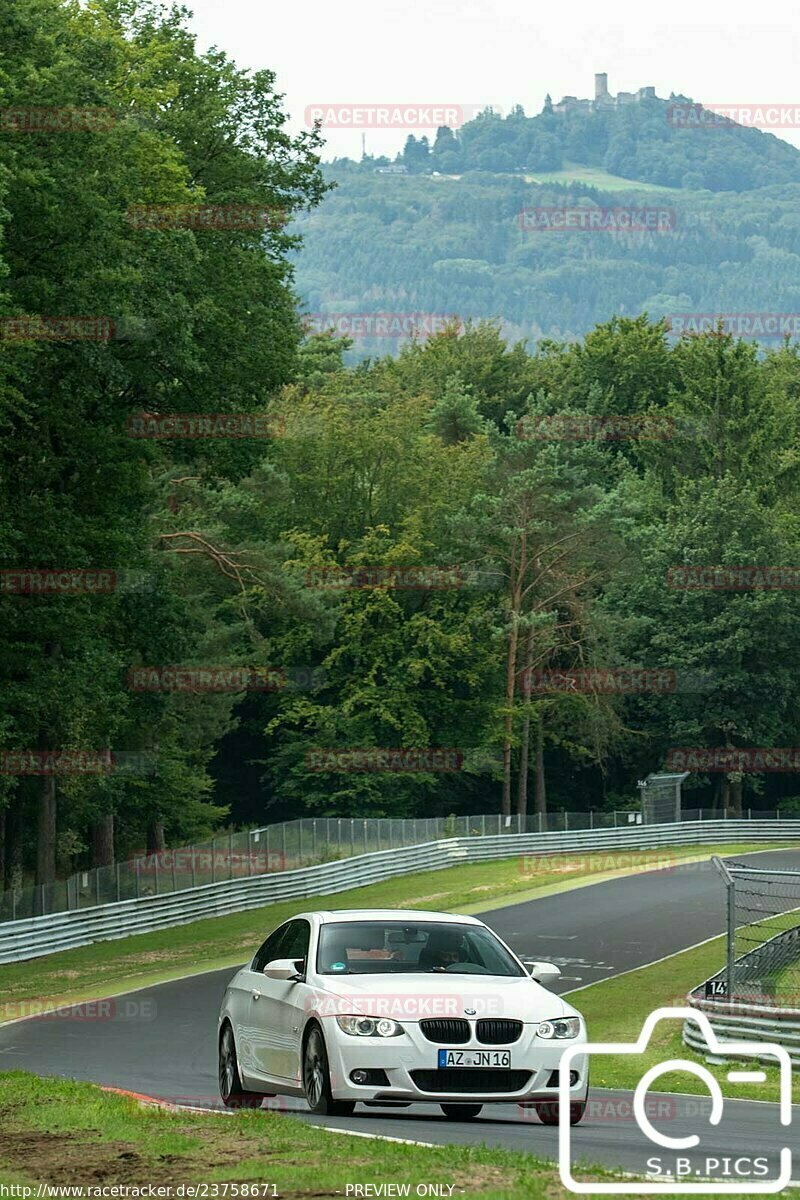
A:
[0, 1070, 778, 1197]
[521, 162, 680, 192]
[0, 843, 782, 1018]
[570, 932, 798, 1104]
[0, 1070, 621, 1196]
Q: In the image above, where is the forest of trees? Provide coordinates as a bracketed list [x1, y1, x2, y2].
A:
[293, 169, 800, 359]
[363, 96, 800, 192]
[4, 0, 800, 897]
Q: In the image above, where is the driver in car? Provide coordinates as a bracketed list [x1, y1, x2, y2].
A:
[421, 931, 467, 970]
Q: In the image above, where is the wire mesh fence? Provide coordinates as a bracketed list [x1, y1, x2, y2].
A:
[0, 806, 785, 923]
[712, 858, 800, 1008]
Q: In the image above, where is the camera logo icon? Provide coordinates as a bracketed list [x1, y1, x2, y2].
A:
[557, 1006, 792, 1194]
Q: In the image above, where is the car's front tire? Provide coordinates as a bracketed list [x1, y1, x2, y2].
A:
[218, 1023, 268, 1109]
[440, 1103, 482, 1121]
[535, 1100, 586, 1126]
[303, 1025, 356, 1117]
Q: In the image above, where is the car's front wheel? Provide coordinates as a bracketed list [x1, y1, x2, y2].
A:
[535, 1100, 586, 1126]
[440, 1103, 482, 1121]
[303, 1025, 356, 1117]
[218, 1023, 268, 1109]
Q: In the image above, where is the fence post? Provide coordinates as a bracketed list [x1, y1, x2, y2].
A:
[96, 868, 100, 906]
[211, 838, 216, 884]
[172, 854, 177, 892]
[282, 823, 288, 867]
[313, 819, 318, 859]
[229, 829, 234, 879]
[713, 856, 736, 999]
[589, 810, 594, 830]
[154, 855, 160, 895]
[538, 811, 543, 833]
[116, 861, 121, 902]
[564, 811, 569, 831]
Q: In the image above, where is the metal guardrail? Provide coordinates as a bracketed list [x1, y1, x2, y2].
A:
[1, 818, 797, 966]
[3, 805, 785, 923]
[683, 998, 800, 1067]
[684, 921, 800, 1067]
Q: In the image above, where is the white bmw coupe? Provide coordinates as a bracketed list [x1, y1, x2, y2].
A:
[218, 908, 588, 1123]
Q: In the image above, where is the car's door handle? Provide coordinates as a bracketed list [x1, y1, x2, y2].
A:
[252, 991, 261, 1001]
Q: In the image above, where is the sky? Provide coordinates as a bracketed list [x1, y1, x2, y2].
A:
[181, 0, 800, 161]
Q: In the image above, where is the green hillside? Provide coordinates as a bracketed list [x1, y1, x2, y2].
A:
[292, 170, 800, 357]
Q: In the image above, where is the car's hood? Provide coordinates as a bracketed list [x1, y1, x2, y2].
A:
[305, 971, 577, 1022]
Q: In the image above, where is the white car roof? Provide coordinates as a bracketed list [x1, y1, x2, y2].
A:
[311, 909, 483, 925]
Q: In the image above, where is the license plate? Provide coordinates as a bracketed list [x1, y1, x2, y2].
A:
[438, 1049, 511, 1068]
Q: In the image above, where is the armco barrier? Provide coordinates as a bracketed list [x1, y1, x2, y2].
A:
[683, 997, 800, 1068]
[684, 923, 800, 1067]
[0, 819, 798, 965]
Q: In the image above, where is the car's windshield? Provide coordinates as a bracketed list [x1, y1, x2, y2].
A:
[316, 920, 525, 976]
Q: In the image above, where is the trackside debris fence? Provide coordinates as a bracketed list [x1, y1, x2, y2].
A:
[0, 818, 798, 965]
[0, 806, 783, 923]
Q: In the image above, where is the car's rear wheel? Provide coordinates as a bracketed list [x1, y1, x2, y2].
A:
[303, 1026, 356, 1117]
[218, 1024, 267, 1109]
[440, 1103, 482, 1120]
[536, 1100, 586, 1126]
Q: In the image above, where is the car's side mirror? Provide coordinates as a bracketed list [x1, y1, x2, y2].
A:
[526, 960, 562, 985]
[263, 958, 303, 981]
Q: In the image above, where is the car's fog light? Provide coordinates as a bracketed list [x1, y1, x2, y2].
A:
[570, 1070, 579, 1086]
[351, 1069, 368, 1084]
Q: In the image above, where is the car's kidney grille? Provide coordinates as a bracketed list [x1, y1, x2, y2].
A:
[410, 1069, 531, 1094]
[418, 1018, 470, 1044]
[476, 1019, 523, 1044]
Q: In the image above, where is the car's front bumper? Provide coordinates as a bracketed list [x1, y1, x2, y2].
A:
[322, 1017, 588, 1105]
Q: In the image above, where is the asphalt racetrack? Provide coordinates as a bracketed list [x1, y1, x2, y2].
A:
[2, 849, 799, 1177]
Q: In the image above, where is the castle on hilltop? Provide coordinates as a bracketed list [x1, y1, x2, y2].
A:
[546, 74, 657, 115]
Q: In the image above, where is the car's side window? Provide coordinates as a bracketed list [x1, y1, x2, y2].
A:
[280, 919, 311, 970]
[252, 923, 290, 972]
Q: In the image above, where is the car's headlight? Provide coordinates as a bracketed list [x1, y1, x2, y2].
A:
[335, 1016, 405, 1037]
[537, 1016, 581, 1039]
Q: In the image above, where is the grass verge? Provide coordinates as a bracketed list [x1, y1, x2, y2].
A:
[0, 1070, 621, 1197]
[0, 843, 784, 1017]
[570, 935, 798, 1104]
